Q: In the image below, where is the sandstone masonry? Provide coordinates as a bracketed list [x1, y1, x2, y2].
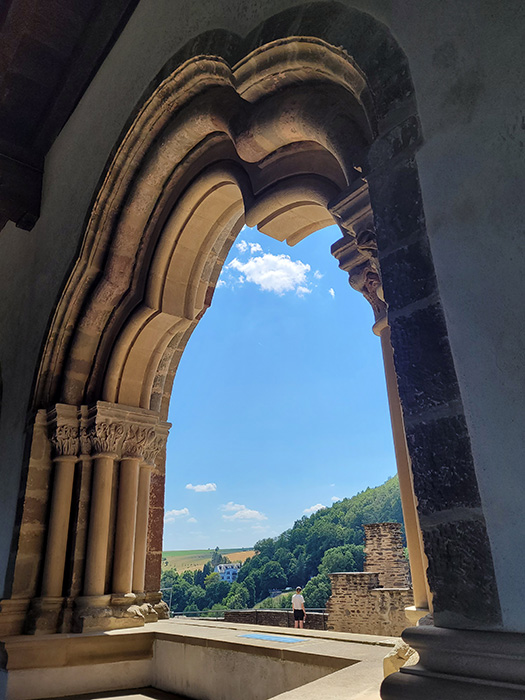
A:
[326, 522, 412, 636]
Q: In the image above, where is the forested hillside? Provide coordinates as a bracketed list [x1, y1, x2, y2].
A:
[161, 475, 403, 613]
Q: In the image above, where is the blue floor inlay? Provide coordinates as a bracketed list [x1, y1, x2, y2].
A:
[239, 633, 305, 643]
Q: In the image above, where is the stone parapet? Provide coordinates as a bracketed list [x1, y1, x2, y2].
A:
[223, 609, 327, 630]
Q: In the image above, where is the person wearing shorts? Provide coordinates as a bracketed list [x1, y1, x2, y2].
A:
[292, 586, 306, 628]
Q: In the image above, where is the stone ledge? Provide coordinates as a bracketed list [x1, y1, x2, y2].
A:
[0, 630, 155, 670]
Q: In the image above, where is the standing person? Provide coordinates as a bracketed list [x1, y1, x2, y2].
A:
[292, 586, 306, 629]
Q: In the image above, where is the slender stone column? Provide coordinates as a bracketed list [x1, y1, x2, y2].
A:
[112, 426, 152, 594]
[112, 458, 140, 594]
[41, 457, 77, 597]
[26, 406, 80, 633]
[132, 464, 152, 594]
[83, 421, 124, 597]
[40, 407, 80, 598]
[330, 182, 430, 617]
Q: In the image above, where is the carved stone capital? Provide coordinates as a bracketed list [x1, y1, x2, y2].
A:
[142, 423, 170, 466]
[122, 425, 156, 460]
[51, 424, 79, 458]
[68, 402, 170, 461]
[47, 404, 80, 459]
[142, 434, 164, 466]
[90, 421, 125, 456]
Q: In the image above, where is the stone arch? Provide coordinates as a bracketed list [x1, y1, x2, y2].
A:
[5, 3, 501, 648]
[35, 38, 372, 413]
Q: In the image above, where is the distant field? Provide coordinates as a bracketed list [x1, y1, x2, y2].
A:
[162, 548, 256, 572]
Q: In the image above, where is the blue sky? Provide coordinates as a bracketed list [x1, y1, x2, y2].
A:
[163, 224, 396, 551]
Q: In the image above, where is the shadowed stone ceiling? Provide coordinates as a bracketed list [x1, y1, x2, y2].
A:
[0, 0, 139, 231]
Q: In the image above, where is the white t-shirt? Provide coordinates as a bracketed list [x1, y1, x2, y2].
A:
[292, 593, 305, 610]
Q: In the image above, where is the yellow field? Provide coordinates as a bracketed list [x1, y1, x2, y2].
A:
[162, 548, 256, 573]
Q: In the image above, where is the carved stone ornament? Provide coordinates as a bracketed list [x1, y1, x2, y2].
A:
[79, 425, 92, 455]
[122, 425, 156, 460]
[348, 259, 387, 320]
[142, 434, 166, 466]
[51, 423, 80, 458]
[329, 182, 387, 322]
[90, 421, 125, 455]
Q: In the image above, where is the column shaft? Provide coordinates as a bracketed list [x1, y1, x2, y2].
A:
[378, 323, 431, 611]
[41, 456, 76, 597]
[113, 458, 140, 594]
[84, 455, 115, 596]
[132, 465, 152, 593]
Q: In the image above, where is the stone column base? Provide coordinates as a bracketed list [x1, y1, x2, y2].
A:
[74, 594, 145, 632]
[381, 626, 525, 699]
[25, 597, 64, 634]
[0, 599, 30, 636]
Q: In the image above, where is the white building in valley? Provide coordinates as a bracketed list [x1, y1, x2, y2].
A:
[215, 563, 241, 583]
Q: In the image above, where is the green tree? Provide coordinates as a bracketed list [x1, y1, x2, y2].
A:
[191, 585, 208, 609]
[181, 570, 194, 584]
[204, 572, 220, 586]
[259, 561, 286, 594]
[254, 538, 276, 559]
[318, 544, 364, 574]
[222, 582, 250, 610]
[204, 575, 230, 608]
[242, 574, 257, 607]
[303, 573, 331, 609]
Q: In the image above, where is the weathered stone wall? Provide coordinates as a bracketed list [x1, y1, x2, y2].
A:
[326, 572, 412, 636]
[364, 523, 410, 588]
[223, 609, 327, 630]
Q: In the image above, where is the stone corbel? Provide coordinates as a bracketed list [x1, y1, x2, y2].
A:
[329, 179, 386, 324]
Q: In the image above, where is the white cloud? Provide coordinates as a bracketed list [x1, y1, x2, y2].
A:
[328, 288, 335, 298]
[221, 502, 267, 521]
[331, 496, 342, 502]
[296, 285, 311, 297]
[303, 503, 327, 514]
[187, 517, 198, 523]
[164, 507, 190, 523]
[235, 240, 262, 255]
[216, 279, 227, 288]
[221, 502, 245, 512]
[314, 270, 323, 280]
[186, 482, 217, 493]
[227, 253, 311, 296]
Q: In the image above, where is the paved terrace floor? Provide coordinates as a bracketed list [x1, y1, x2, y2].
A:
[44, 618, 398, 700]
